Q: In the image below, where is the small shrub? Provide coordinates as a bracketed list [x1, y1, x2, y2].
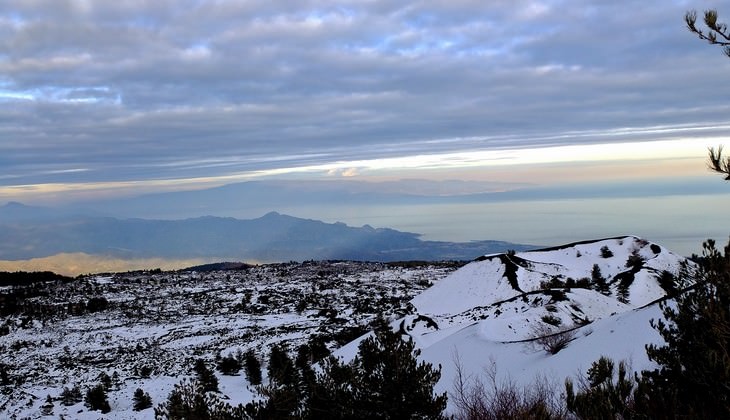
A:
[540, 277, 565, 289]
[452, 358, 567, 419]
[0, 363, 10, 386]
[541, 314, 562, 326]
[600, 246, 614, 258]
[531, 323, 575, 355]
[138, 364, 153, 378]
[40, 395, 54, 416]
[86, 296, 109, 313]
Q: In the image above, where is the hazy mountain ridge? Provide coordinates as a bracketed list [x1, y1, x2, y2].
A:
[0, 204, 535, 262]
[0, 236, 691, 418]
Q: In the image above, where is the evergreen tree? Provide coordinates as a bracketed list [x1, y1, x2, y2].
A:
[600, 245, 614, 258]
[267, 345, 297, 388]
[40, 394, 54, 416]
[217, 352, 242, 376]
[193, 358, 220, 393]
[154, 379, 209, 419]
[685, 9, 730, 180]
[636, 238, 730, 418]
[133, 388, 153, 411]
[305, 322, 447, 419]
[591, 264, 610, 295]
[565, 357, 635, 420]
[0, 363, 10, 386]
[244, 350, 263, 386]
[85, 383, 111, 413]
[98, 371, 112, 391]
[60, 385, 83, 406]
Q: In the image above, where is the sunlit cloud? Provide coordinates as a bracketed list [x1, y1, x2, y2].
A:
[1, 136, 719, 204]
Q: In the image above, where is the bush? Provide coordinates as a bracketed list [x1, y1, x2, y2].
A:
[452, 357, 567, 419]
[86, 296, 109, 313]
[541, 314, 561, 326]
[0, 363, 10, 386]
[530, 323, 575, 355]
[600, 246, 613, 258]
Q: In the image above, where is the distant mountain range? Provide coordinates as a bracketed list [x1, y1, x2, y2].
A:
[0, 202, 535, 262]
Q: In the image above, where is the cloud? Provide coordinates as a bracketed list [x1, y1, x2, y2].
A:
[1, 0, 730, 196]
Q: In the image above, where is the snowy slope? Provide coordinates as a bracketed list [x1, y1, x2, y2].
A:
[405, 236, 688, 411]
[335, 236, 691, 413]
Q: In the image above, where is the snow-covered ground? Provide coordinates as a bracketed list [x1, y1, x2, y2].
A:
[1, 236, 691, 418]
[335, 236, 690, 413]
[0, 261, 458, 418]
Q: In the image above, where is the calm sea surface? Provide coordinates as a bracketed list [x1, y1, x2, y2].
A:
[277, 194, 730, 257]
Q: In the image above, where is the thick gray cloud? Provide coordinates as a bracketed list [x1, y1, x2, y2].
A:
[1, 0, 730, 187]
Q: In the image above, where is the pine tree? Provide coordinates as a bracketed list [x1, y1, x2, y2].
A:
[305, 322, 447, 419]
[60, 385, 83, 406]
[98, 371, 112, 390]
[565, 357, 635, 420]
[217, 352, 242, 376]
[133, 388, 153, 411]
[591, 264, 610, 295]
[633, 239, 730, 418]
[193, 358, 219, 393]
[85, 383, 111, 413]
[155, 379, 209, 419]
[244, 350, 262, 386]
[267, 345, 296, 388]
[0, 363, 10, 386]
[40, 394, 54, 416]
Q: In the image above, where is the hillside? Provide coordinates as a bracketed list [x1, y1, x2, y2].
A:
[0, 205, 535, 263]
[335, 236, 692, 411]
[0, 236, 691, 418]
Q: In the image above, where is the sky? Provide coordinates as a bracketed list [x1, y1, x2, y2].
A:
[1, 1, 730, 255]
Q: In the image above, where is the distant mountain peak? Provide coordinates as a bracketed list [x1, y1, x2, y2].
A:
[2, 201, 29, 208]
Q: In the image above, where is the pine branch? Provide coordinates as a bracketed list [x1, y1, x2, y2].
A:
[708, 146, 730, 181]
[686, 10, 730, 46]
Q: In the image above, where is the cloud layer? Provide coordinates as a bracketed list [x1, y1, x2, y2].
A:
[2, 1, 730, 192]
